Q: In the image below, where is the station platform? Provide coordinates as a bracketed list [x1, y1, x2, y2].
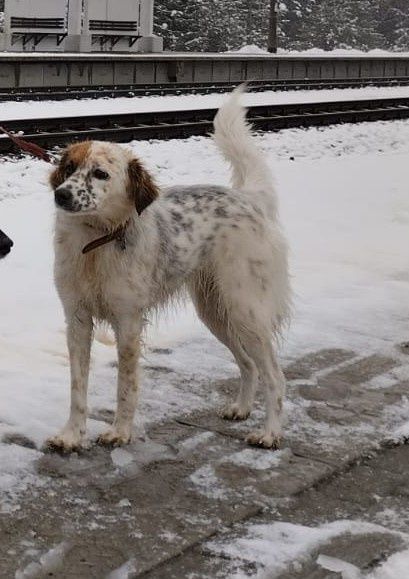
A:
[0, 52, 409, 90]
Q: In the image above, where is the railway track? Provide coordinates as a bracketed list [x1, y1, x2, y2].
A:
[1, 76, 409, 102]
[2, 96, 409, 156]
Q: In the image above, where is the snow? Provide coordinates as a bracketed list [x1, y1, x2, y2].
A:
[318, 554, 362, 579]
[372, 548, 409, 579]
[159, 530, 181, 543]
[318, 549, 409, 579]
[179, 431, 215, 451]
[390, 418, 409, 443]
[281, 47, 408, 56]
[231, 44, 270, 54]
[106, 559, 137, 579]
[189, 464, 229, 500]
[111, 448, 135, 468]
[15, 541, 71, 579]
[2, 115, 409, 508]
[4, 50, 409, 59]
[2, 85, 409, 121]
[208, 520, 409, 578]
[225, 448, 291, 470]
[230, 45, 409, 57]
[117, 498, 131, 508]
[189, 444, 290, 497]
[0, 445, 44, 511]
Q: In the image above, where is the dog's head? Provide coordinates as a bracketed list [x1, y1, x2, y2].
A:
[50, 141, 158, 225]
[0, 229, 13, 259]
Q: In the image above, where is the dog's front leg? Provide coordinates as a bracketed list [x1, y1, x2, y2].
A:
[47, 308, 93, 452]
[98, 314, 143, 446]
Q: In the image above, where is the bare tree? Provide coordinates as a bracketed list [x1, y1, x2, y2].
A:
[267, 0, 278, 52]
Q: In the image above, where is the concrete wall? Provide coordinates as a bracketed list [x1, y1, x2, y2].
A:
[0, 54, 408, 89]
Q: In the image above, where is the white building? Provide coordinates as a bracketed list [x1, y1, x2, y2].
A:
[0, 0, 163, 52]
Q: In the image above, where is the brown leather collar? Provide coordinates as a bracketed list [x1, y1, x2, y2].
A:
[82, 223, 128, 254]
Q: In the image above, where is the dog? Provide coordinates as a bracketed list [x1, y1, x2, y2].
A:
[47, 88, 291, 452]
[0, 229, 13, 258]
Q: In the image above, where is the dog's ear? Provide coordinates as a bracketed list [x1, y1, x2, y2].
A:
[127, 158, 159, 215]
[49, 151, 68, 190]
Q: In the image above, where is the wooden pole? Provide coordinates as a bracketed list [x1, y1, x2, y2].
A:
[267, 0, 278, 53]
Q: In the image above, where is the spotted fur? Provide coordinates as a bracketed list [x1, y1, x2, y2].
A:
[47, 87, 291, 452]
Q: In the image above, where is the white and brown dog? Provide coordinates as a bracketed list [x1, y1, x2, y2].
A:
[47, 89, 291, 452]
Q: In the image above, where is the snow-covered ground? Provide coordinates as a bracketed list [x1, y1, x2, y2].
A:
[3, 47, 409, 58]
[233, 44, 409, 57]
[2, 116, 409, 508]
[1, 85, 409, 121]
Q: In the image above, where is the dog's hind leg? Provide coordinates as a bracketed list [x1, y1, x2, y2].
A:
[196, 287, 285, 447]
[189, 274, 258, 420]
[47, 307, 93, 452]
[97, 314, 143, 446]
[237, 332, 285, 449]
[221, 339, 258, 421]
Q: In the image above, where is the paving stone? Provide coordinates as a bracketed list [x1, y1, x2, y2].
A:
[186, 370, 408, 465]
[1, 348, 408, 579]
[302, 380, 405, 426]
[156, 445, 409, 579]
[152, 532, 405, 579]
[322, 355, 399, 385]
[280, 533, 404, 578]
[2, 432, 36, 449]
[284, 349, 356, 381]
[0, 427, 330, 578]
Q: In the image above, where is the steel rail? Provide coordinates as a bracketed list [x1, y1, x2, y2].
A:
[1, 77, 409, 102]
[2, 96, 409, 155]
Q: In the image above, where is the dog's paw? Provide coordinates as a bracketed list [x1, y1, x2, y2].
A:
[97, 428, 131, 447]
[45, 430, 85, 454]
[221, 403, 251, 421]
[246, 429, 281, 450]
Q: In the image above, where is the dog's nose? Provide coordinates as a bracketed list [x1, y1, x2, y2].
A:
[0, 231, 13, 258]
[55, 187, 73, 208]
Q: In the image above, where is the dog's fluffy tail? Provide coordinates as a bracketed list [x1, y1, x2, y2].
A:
[213, 85, 277, 217]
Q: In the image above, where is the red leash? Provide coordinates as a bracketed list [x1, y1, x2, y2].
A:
[0, 126, 55, 163]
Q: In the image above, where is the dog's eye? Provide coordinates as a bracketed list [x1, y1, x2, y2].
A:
[94, 168, 110, 180]
[65, 161, 76, 177]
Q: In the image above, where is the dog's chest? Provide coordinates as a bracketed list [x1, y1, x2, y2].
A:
[55, 226, 159, 323]
[56, 242, 132, 317]
[99, 255, 147, 313]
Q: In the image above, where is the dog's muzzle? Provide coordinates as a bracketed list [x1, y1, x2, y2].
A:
[55, 187, 74, 210]
[0, 229, 13, 258]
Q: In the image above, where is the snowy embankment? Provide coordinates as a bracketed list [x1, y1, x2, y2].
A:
[1, 118, 409, 507]
[233, 45, 409, 57]
[1, 85, 409, 121]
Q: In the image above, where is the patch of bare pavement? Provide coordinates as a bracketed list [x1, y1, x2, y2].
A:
[1, 346, 409, 578]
